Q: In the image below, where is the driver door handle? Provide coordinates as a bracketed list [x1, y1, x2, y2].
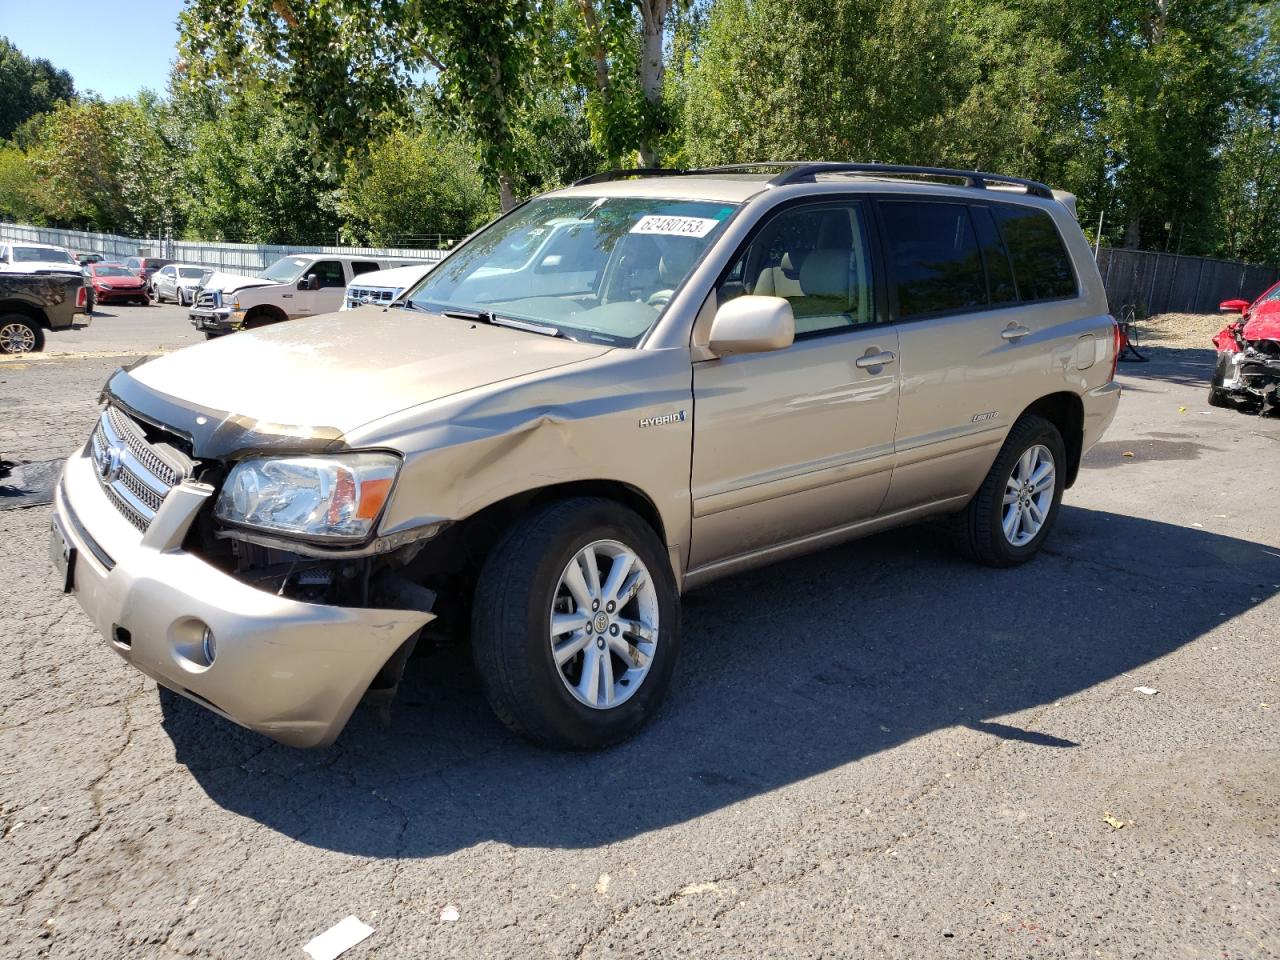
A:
[855, 350, 896, 369]
[1001, 324, 1032, 341]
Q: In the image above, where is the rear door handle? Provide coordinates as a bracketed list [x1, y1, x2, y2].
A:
[1001, 324, 1031, 341]
[855, 350, 896, 369]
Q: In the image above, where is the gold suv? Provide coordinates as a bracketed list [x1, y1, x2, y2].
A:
[50, 163, 1122, 750]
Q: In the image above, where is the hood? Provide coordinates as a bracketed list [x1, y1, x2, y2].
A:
[128, 309, 612, 436]
[95, 274, 144, 287]
[202, 270, 277, 294]
[1243, 303, 1280, 343]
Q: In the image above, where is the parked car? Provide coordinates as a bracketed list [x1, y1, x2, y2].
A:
[123, 256, 173, 289]
[341, 263, 437, 310]
[1209, 279, 1280, 414]
[151, 263, 211, 306]
[51, 162, 1121, 750]
[88, 263, 151, 305]
[75, 252, 106, 266]
[0, 271, 90, 353]
[0, 242, 84, 277]
[190, 253, 429, 337]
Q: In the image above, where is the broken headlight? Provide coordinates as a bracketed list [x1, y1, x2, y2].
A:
[214, 453, 399, 542]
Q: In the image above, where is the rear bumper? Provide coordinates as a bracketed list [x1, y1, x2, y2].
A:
[52, 450, 432, 748]
[1080, 380, 1122, 458]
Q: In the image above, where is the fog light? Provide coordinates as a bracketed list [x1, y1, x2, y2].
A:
[201, 627, 216, 665]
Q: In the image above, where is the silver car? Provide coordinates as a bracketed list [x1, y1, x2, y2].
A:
[50, 163, 1121, 750]
[151, 264, 211, 306]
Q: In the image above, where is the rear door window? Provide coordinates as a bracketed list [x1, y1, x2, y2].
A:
[352, 261, 381, 276]
[991, 206, 1077, 301]
[881, 201, 986, 319]
[972, 207, 1018, 305]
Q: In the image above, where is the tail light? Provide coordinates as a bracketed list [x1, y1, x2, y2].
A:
[76, 285, 87, 308]
[1109, 315, 1121, 381]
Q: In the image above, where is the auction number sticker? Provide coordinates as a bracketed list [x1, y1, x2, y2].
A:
[630, 215, 720, 238]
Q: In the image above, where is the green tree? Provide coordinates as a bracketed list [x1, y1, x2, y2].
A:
[340, 125, 494, 244]
[0, 144, 43, 223]
[0, 37, 75, 141]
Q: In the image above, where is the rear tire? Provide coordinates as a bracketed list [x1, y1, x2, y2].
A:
[471, 497, 680, 750]
[0, 315, 44, 354]
[950, 414, 1066, 568]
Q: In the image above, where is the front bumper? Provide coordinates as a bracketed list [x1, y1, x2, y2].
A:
[188, 308, 242, 333]
[52, 450, 433, 748]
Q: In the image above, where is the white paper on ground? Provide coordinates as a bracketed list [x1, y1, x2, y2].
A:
[302, 916, 375, 960]
[1133, 686, 1159, 696]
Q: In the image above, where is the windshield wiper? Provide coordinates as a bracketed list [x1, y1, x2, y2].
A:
[442, 308, 564, 338]
[393, 299, 426, 311]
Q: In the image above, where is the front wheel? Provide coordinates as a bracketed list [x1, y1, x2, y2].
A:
[950, 414, 1066, 567]
[471, 497, 680, 749]
[0, 315, 44, 354]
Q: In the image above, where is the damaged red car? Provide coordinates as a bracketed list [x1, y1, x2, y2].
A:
[88, 263, 151, 306]
[1210, 279, 1280, 414]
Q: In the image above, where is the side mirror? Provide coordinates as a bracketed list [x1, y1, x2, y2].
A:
[299, 274, 320, 291]
[1219, 298, 1250, 314]
[708, 295, 795, 356]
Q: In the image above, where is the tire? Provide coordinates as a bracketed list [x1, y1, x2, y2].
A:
[950, 414, 1066, 568]
[0, 314, 44, 355]
[471, 497, 681, 750]
[1208, 352, 1234, 408]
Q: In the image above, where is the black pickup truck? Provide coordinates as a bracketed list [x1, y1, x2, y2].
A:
[0, 273, 89, 354]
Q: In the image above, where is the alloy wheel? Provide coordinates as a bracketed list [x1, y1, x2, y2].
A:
[1002, 444, 1056, 547]
[548, 539, 659, 710]
[0, 322, 36, 354]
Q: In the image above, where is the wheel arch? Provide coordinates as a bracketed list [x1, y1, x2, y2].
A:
[243, 303, 288, 327]
[0, 300, 49, 328]
[1017, 392, 1084, 487]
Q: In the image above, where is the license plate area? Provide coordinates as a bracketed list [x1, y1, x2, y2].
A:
[49, 514, 76, 593]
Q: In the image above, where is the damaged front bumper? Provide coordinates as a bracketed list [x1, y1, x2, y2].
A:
[52, 450, 433, 748]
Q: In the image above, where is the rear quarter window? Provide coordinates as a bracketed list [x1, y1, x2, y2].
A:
[991, 206, 1077, 301]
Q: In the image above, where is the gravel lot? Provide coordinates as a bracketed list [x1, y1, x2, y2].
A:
[1, 309, 1277, 959]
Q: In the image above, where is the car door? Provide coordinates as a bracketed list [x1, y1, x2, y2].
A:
[689, 198, 899, 571]
[154, 266, 176, 300]
[292, 260, 347, 317]
[875, 198, 1075, 513]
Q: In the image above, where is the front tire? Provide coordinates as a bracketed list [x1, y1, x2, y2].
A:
[950, 414, 1066, 567]
[471, 497, 680, 749]
[0, 315, 44, 354]
[1208, 352, 1234, 408]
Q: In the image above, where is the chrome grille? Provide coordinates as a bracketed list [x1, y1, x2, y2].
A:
[195, 289, 222, 309]
[345, 286, 398, 310]
[90, 407, 189, 531]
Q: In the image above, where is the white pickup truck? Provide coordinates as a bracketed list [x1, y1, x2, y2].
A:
[190, 253, 429, 337]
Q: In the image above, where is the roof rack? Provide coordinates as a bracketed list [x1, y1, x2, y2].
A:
[571, 161, 1054, 199]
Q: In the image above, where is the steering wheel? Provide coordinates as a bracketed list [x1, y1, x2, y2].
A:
[647, 289, 675, 307]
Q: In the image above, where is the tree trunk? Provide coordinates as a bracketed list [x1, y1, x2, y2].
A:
[637, 0, 669, 166]
[498, 170, 517, 212]
[1123, 216, 1142, 249]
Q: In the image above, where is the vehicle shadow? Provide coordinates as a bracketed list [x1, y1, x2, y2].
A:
[1117, 344, 1213, 390]
[160, 506, 1280, 857]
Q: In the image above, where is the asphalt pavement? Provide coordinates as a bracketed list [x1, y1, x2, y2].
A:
[0, 318, 1276, 959]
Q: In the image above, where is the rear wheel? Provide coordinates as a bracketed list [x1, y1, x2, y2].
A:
[950, 414, 1066, 567]
[0, 315, 43, 354]
[471, 497, 680, 749]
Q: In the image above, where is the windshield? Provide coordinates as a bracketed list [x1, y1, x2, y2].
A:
[94, 265, 134, 277]
[179, 267, 205, 279]
[14, 246, 76, 265]
[260, 257, 309, 283]
[403, 196, 737, 345]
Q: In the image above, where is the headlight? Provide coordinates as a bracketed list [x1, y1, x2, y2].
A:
[214, 453, 400, 541]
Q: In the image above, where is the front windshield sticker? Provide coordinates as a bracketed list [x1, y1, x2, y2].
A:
[629, 215, 720, 238]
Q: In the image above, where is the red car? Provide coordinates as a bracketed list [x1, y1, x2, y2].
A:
[1210, 279, 1280, 413]
[88, 263, 151, 306]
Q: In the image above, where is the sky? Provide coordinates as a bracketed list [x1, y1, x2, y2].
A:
[1, 0, 185, 99]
